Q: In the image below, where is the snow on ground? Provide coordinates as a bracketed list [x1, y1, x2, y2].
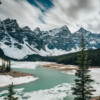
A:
[63, 67, 100, 96]
[23, 83, 73, 100]
[11, 61, 55, 69]
[0, 88, 24, 100]
[0, 61, 100, 99]
[0, 59, 2, 66]
[0, 83, 73, 100]
[11, 61, 100, 97]
[0, 61, 48, 88]
[90, 68, 100, 83]
[59, 65, 77, 69]
[0, 61, 54, 88]
[0, 75, 38, 88]
[62, 70, 76, 75]
[90, 68, 100, 96]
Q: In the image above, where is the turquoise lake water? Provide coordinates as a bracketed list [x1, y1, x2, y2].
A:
[0, 65, 76, 100]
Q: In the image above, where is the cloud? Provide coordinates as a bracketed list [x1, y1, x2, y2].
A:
[34, 0, 45, 10]
[43, 0, 100, 33]
[0, 0, 45, 30]
[0, 0, 100, 33]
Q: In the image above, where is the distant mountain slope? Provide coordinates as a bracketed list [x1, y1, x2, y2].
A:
[0, 18, 45, 59]
[0, 18, 100, 59]
[47, 49, 100, 66]
[23, 49, 100, 66]
[0, 46, 100, 66]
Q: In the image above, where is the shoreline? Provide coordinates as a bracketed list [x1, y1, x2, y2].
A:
[0, 69, 34, 77]
[42, 63, 77, 71]
[0, 77, 38, 89]
[0, 69, 38, 88]
[42, 63, 100, 100]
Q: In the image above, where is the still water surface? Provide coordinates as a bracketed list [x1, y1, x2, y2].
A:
[0, 65, 76, 100]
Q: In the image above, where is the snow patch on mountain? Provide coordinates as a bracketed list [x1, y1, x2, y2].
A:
[0, 18, 100, 59]
[0, 42, 37, 59]
[90, 41, 96, 44]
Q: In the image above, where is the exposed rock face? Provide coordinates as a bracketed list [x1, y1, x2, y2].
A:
[0, 18, 45, 59]
[0, 18, 100, 59]
[34, 26, 100, 51]
[40, 25, 72, 50]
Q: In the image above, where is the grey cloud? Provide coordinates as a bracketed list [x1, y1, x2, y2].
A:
[43, 0, 100, 33]
[0, 0, 100, 33]
[67, 0, 93, 19]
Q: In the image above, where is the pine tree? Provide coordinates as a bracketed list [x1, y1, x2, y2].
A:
[72, 35, 95, 100]
[4, 83, 18, 100]
[2, 59, 5, 71]
[6, 60, 11, 72]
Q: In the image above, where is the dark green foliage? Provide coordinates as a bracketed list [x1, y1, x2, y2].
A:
[6, 65, 11, 72]
[1, 60, 5, 71]
[4, 83, 18, 100]
[72, 35, 95, 100]
[57, 48, 100, 66]
[0, 43, 100, 66]
[0, 48, 12, 72]
[6, 60, 11, 72]
[21, 48, 100, 66]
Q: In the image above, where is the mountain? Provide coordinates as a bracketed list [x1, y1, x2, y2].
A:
[0, 18, 100, 60]
[0, 18, 45, 59]
[73, 27, 100, 49]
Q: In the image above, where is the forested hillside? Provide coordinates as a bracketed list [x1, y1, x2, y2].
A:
[0, 48, 100, 66]
[24, 48, 100, 66]
[50, 49, 100, 66]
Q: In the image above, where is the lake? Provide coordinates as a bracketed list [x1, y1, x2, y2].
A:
[0, 64, 76, 100]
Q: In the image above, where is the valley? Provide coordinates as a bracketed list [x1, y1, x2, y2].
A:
[0, 0, 100, 100]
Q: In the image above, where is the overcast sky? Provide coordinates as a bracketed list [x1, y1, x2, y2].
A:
[0, 0, 100, 33]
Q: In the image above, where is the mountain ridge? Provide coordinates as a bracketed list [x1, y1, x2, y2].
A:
[0, 18, 100, 59]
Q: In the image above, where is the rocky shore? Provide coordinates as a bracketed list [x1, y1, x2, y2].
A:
[0, 69, 34, 77]
[42, 63, 77, 71]
[0, 69, 37, 88]
[42, 63, 100, 100]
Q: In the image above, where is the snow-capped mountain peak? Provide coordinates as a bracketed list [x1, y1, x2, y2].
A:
[0, 18, 100, 59]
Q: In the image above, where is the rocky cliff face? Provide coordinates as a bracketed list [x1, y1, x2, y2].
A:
[0, 18, 100, 59]
[0, 18, 45, 59]
[34, 26, 100, 52]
